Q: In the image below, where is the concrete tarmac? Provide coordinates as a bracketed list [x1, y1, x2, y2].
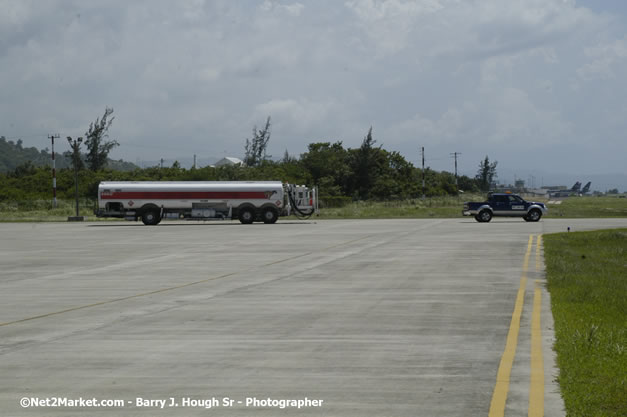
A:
[1, 218, 626, 416]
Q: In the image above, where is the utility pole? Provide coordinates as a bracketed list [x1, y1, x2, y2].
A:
[66, 136, 84, 221]
[193, 154, 197, 169]
[48, 134, 60, 208]
[450, 152, 461, 190]
[160, 158, 164, 169]
[421, 147, 425, 199]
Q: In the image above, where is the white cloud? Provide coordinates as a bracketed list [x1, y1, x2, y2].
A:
[345, 0, 444, 56]
[0, 0, 625, 177]
[260, 0, 304, 16]
[578, 36, 627, 80]
[389, 86, 571, 152]
[254, 98, 339, 130]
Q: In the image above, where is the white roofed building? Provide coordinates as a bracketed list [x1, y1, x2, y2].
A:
[214, 157, 244, 167]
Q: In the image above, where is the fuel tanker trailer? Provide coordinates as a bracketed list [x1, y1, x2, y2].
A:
[95, 181, 318, 225]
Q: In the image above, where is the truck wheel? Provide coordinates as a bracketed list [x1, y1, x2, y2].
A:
[527, 209, 542, 222]
[141, 209, 161, 225]
[262, 207, 279, 224]
[238, 207, 255, 224]
[478, 210, 492, 222]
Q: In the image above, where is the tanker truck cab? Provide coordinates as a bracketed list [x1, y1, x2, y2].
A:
[96, 181, 318, 225]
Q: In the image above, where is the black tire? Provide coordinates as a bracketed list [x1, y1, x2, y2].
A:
[141, 209, 161, 225]
[478, 210, 492, 222]
[474, 215, 481, 222]
[527, 209, 542, 222]
[262, 207, 279, 224]
[238, 207, 255, 224]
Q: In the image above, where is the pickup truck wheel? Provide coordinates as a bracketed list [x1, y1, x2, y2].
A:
[527, 209, 542, 222]
[262, 207, 279, 224]
[238, 207, 255, 224]
[478, 210, 492, 222]
[141, 209, 161, 226]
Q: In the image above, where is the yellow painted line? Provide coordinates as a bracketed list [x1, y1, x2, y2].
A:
[1, 235, 374, 327]
[535, 234, 543, 272]
[528, 281, 544, 417]
[488, 234, 534, 417]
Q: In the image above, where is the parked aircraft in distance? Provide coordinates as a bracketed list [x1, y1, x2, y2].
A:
[548, 181, 591, 197]
[581, 181, 592, 195]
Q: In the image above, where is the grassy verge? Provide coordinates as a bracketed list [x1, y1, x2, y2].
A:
[317, 195, 481, 219]
[543, 229, 626, 417]
[0, 199, 103, 222]
[0, 196, 481, 221]
[546, 196, 627, 218]
[0, 195, 625, 221]
[318, 195, 627, 219]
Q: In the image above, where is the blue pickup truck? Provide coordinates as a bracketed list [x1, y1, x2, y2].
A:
[462, 193, 548, 222]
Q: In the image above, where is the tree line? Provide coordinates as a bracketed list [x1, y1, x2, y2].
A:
[1, 112, 498, 204]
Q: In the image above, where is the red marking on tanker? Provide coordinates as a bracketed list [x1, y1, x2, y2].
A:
[128, 200, 134, 207]
[102, 191, 270, 200]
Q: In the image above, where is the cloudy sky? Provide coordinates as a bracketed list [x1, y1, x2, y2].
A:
[2, 0, 626, 189]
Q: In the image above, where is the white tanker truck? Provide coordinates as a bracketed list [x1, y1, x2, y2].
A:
[95, 181, 318, 225]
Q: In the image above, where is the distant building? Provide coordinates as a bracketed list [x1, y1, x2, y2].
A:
[214, 157, 244, 167]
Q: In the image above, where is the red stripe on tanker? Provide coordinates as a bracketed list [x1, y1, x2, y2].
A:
[102, 191, 272, 200]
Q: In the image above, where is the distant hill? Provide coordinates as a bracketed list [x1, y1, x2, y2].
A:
[0, 136, 138, 173]
[0, 137, 55, 171]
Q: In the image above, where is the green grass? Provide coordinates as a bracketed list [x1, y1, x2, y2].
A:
[0, 194, 625, 221]
[546, 196, 627, 218]
[317, 195, 627, 219]
[0, 199, 103, 222]
[0, 196, 482, 221]
[543, 229, 627, 417]
[317, 195, 481, 219]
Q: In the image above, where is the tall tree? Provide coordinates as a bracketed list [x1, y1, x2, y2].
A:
[351, 127, 382, 200]
[282, 149, 296, 164]
[300, 141, 351, 196]
[476, 155, 498, 191]
[244, 116, 271, 167]
[84, 107, 118, 171]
